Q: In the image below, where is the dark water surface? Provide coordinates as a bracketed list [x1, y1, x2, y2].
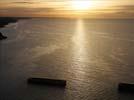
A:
[0, 18, 134, 100]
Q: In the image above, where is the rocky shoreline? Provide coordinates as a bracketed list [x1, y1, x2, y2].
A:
[0, 17, 30, 28]
[0, 17, 19, 28]
[0, 17, 29, 40]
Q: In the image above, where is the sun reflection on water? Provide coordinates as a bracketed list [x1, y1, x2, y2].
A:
[70, 19, 88, 82]
[72, 19, 87, 63]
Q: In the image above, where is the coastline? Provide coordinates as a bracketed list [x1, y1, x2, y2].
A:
[0, 17, 30, 28]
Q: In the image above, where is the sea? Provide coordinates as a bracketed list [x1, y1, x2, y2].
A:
[0, 18, 134, 100]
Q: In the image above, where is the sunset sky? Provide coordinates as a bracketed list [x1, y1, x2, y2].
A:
[0, 0, 134, 18]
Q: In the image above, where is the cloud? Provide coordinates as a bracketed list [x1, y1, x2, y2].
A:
[85, 5, 134, 19]
[117, 5, 134, 9]
[111, 5, 134, 18]
[11, 0, 42, 4]
[0, 6, 57, 17]
[0, 3, 134, 18]
[11, 2, 35, 4]
[0, 7, 54, 12]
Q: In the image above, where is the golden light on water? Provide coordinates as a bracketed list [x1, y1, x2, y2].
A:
[73, 19, 87, 62]
[71, 19, 88, 81]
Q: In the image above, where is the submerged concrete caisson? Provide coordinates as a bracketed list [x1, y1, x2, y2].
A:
[28, 77, 66, 87]
[118, 83, 134, 93]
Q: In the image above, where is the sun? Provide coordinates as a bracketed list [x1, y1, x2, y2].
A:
[71, 1, 92, 11]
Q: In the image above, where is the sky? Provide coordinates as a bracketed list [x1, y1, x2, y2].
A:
[0, 0, 134, 19]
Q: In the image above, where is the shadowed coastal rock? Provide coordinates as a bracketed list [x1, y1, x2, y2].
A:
[0, 17, 30, 40]
[0, 17, 19, 28]
[0, 32, 7, 40]
[0, 17, 30, 28]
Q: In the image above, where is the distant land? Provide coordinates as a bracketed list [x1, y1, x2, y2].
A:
[0, 17, 30, 28]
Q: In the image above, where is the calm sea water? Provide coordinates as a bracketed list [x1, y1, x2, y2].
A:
[0, 18, 134, 100]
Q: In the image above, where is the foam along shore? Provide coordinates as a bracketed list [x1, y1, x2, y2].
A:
[28, 77, 67, 87]
[118, 83, 134, 93]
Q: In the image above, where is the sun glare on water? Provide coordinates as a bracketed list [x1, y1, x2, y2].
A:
[71, 0, 93, 11]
